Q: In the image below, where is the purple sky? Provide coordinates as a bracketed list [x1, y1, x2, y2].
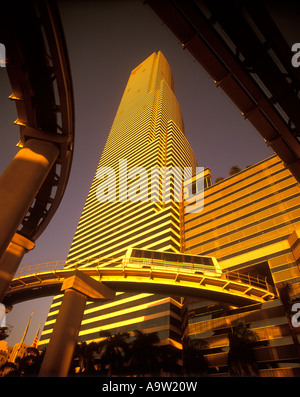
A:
[1, 0, 296, 346]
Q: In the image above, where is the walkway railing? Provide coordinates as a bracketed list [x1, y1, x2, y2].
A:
[14, 261, 66, 278]
[12, 257, 275, 295]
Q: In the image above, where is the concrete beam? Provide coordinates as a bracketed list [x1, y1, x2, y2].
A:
[0, 233, 35, 302]
[39, 270, 115, 377]
[0, 138, 59, 260]
[61, 269, 115, 300]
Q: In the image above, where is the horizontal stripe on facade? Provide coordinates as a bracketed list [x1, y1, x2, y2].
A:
[186, 202, 300, 247]
[67, 229, 181, 261]
[70, 202, 178, 245]
[69, 217, 180, 259]
[187, 215, 300, 254]
[41, 303, 182, 341]
[194, 234, 292, 262]
[41, 293, 182, 338]
[66, 238, 181, 268]
[270, 261, 299, 274]
[45, 291, 151, 318]
[76, 312, 182, 342]
[218, 248, 292, 272]
[185, 175, 297, 232]
[73, 203, 155, 237]
[79, 302, 182, 334]
[76, 327, 181, 346]
[185, 163, 288, 225]
[185, 156, 282, 214]
[69, 210, 179, 256]
[42, 294, 173, 333]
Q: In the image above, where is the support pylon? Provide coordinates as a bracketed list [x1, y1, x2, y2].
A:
[0, 233, 34, 302]
[0, 138, 59, 261]
[39, 270, 115, 377]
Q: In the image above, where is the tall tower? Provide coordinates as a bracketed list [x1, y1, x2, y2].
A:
[39, 52, 197, 348]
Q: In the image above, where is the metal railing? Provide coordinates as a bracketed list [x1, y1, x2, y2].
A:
[14, 260, 66, 278]
[12, 257, 275, 294]
[222, 269, 272, 291]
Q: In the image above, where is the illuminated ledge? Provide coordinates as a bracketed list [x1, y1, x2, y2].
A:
[3, 263, 276, 307]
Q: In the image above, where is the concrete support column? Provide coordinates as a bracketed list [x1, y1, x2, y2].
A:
[0, 138, 59, 261]
[39, 288, 87, 377]
[39, 270, 115, 377]
[0, 233, 35, 302]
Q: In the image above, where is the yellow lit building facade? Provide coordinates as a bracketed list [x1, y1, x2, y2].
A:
[39, 52, 197, 348]
[183, 155, 300, 376]
[39, 50, 300, 377]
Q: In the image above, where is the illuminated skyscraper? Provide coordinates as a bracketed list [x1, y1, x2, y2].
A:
[39, 51, 197, 348]
[37, 52, 300, 376]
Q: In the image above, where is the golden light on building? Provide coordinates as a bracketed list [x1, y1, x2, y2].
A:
[183, 155, 300, 376]
[40, 51, 198, 348]
[38, 51, 300, 376]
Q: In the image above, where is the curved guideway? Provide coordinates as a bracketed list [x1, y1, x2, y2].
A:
[3, 260, 277, 307]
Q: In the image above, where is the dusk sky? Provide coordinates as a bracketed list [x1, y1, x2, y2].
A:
[1, 0, 296, 346]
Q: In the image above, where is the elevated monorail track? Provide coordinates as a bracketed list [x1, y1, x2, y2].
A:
[147, 0, 300, 182]
[3, 260, 277, 307]
[0, 0, 74, 242]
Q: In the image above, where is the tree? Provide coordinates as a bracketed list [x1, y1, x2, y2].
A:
[15, 347, 45, 376]
[0, 347, 45, 377]
[229, 165, 241, 176]
[215, 176, 224, 184]
[159, 344, 182, 376]
[128, 330, 161, 376]
[227, 320, 259, 376]
[182, 337, 208, 376]
[98, 330, 130, 376]
[0, 361, 19, 377]
[70, 341, 101, 375]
